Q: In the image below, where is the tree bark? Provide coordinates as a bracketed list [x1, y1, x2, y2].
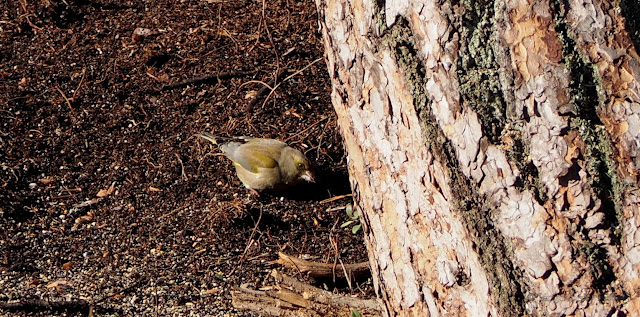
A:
[314, 0, 640, 315]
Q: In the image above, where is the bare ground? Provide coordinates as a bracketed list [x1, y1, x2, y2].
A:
[0, 0, 371, 315]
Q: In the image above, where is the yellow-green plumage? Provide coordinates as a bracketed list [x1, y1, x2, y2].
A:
[197, 133, 314, 191]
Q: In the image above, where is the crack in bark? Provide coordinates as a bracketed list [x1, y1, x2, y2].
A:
[619, 0, 640, 54]
[506, 135, 549, 205]
[384, 17, 526, 317]
[552, 0, 625, 293]
[439, 136, 526, 317]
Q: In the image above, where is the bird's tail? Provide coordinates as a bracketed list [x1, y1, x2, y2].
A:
[196, 133, 254, 145]
[196, 132, 222, 145]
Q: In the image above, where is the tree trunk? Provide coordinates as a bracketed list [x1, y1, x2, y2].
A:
[314, 0, 640, 315]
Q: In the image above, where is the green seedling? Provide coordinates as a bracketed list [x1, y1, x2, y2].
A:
[341, 204, 361, 234]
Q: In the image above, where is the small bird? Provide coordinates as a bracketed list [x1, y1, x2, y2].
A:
[197, 133, 315, 193]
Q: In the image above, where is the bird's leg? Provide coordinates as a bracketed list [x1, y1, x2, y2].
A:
[247, 187, 260, 197]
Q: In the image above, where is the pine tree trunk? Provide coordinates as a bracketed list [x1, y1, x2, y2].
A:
[314, 0, 640, 315]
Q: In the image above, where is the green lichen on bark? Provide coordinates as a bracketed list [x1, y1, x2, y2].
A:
[456, 0, 551, 212]
[570, 117, 627, 292]
[381, 18, 526, 316]
[371, 0, 387, 35]
[552, 0, 623, 291]
[456, 0, 507, 144]
[577, 237, 617, 291]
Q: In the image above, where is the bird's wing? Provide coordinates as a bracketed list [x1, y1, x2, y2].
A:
[242, 138, 287, 147]
[231, 145, 279, 173]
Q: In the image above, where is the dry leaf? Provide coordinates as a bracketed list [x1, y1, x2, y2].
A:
[149, 186, 162, 192]
[615, 120, 629, 137]
[46, 280, 72, 289]
[40, 178, 55, 185]
[29, 278, 42, 286]
[75, 211, 95, 224]
[72, 198, 100, 209]
[97, 182, 116, 197]
[244, 90, 258, 99]
[203, 288, 218, 295]
[286, 108, 302, 118]
[133, 27, 153, 37]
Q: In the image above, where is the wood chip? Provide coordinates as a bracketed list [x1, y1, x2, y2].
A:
[39, 178, 55, 184]
[97, 182, 116, 197]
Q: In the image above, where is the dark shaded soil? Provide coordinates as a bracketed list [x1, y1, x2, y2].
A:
[0, 0, 370, 315]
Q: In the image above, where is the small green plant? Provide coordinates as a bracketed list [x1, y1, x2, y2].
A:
[341, 204, 361, 234]
[350, 309, 363, 317]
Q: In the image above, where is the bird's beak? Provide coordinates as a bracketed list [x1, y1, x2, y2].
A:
[301, 170, 315, 183]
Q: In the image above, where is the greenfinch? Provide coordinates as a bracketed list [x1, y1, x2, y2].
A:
[197, 133, 315, 192]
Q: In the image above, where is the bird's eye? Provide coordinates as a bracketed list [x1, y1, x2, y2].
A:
[297, 163, 305, 169]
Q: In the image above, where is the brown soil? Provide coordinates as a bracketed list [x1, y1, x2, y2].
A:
[0, 0, 370, 315]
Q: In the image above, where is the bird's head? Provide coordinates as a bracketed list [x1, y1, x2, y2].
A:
[281, 147, 315, 184]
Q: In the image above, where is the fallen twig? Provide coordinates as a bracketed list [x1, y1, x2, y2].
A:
[160, 71, 251, 91]
[0, 299, 90, 313]
[259, 58, 322, 112]
[276, 252, 370, 280]
[245, 68, 288, 112]
[320, 194, 353, 204]
[55, 86, 74, 111]
[231, 269, 382, 316]
[230, 207, 263, 276]
[271, 270, 382, 312]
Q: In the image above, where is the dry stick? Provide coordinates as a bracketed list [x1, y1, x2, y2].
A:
[245, 68, 288, 112]
[231, 270, 382, 316]
[230, 207, 263, 276]
[285, 116, 329, 143]
[232, 288, 307, 316]
[271, 270, 383, 312]
[157, 206, 186, 221]
[319, 194, 353, 204]
[72, 67, 87, 100]
[261, 0, 278, 62]
[92, 276, 150, 306]
[259, 58, 323, 111]
[233, 283, 337, 316]
[160, 71, 252, 91]
[18, 0, 43, 31]
[0, 299, 90, 312]
[55, 86, 73, 111]
[276, 252, 370, 280]
[246, 0, 274, 56]
[219, 28, 239, 51]
[174, 153, 187, 181]
[329, 232, 353, 290]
